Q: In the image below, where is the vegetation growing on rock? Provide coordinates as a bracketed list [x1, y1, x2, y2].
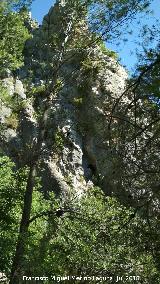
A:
[0, 1, 160, 283]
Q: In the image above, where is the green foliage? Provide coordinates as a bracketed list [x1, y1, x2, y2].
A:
[1, 0, 33, 11]
[0, 156, 23, 274]
[0, 83, 26, 110]
[16, 187, 160, 283]
[54, 130, 64, 151]
[81, 56, 102, 79]
[81, 57, 95, 71]
[29, 85, 47, 96]
[73, 97, 83, 106]
[0, 4, 31, 74]
[0, 1, 160, 282]
[5, 113, 19, 129]
[0, 84, 12, 105]
[136, 53, 160, 101]
[99, 41, 118, 59]
[0, 157, 48, 275]
[87, 0, 150, 38]
[0, 84, 27, 130]
[1, 161, 160, 281]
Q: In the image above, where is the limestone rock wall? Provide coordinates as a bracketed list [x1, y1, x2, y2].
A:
[0, 1, 128, 200]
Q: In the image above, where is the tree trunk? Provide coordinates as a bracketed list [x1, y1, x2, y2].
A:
[9, 7, 75, 283]
[9, 164, 36, 284]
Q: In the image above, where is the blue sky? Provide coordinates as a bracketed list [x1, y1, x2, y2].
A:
[31, 0, 160, 73]
[31, 0, 54, 21]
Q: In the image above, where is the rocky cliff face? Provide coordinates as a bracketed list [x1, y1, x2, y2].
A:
[0, 1, 128, 201]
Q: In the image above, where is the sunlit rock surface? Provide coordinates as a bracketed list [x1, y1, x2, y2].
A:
[0, 1, 128, 200]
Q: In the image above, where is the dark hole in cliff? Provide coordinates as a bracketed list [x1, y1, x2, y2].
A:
[88, 164, 97, 175]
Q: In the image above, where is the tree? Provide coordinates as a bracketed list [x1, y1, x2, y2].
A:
[0, 0, 160, 283]
[0, 156, 19, 275]
[0, 0, 33, 75]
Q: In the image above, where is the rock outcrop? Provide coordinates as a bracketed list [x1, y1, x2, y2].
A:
[0, 1, 128, 201]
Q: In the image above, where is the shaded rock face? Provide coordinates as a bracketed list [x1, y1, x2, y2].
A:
[0, 2, 128, 199]
[45, 54, 128, 199]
